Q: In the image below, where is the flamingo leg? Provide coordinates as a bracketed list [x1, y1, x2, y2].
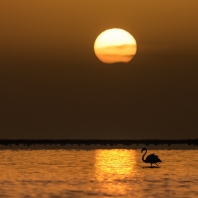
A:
[150, 163, 152, 167]
[155, 163, 158, 166]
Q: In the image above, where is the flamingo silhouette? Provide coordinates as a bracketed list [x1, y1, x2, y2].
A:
[141, 147, 162, 167]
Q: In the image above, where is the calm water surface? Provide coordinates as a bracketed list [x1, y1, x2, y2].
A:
[0, 149, 198, 197]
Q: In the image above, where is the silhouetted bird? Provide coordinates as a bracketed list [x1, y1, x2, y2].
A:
[141, 147, 162, 167]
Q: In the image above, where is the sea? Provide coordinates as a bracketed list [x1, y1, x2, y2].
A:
[0, 148, 198, 198]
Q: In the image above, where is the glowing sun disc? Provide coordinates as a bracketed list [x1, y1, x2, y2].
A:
[94, 28, 137, 64]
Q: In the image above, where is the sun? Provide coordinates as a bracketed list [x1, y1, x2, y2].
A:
[94, 28, 137, 64]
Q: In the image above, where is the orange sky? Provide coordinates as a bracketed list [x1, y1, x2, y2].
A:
[0, 1, 198, 139]
[1, 0, 198, 57]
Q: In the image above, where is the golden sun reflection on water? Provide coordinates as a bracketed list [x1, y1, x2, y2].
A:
[94, 149, 137, 195]
[95, 149, 136, 181]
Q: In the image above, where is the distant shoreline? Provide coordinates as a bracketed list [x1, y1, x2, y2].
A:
[0, 139, 198, 150]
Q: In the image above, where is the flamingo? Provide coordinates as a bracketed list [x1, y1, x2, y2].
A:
[141, 147, 162, 167]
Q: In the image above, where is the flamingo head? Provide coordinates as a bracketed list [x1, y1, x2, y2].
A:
[141, 147, 147, 153]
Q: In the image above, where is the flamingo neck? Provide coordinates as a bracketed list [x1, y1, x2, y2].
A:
[142, 149, 147, 162]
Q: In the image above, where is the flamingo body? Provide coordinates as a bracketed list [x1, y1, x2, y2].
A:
[141, 148, 162, 167]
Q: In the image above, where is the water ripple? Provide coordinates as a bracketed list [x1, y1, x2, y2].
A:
[0, 149, 198, 197]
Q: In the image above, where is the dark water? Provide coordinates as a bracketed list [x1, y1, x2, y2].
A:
[0, 149, 198, 197]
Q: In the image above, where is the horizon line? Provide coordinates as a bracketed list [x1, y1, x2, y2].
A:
[0, 139, 198, 146]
